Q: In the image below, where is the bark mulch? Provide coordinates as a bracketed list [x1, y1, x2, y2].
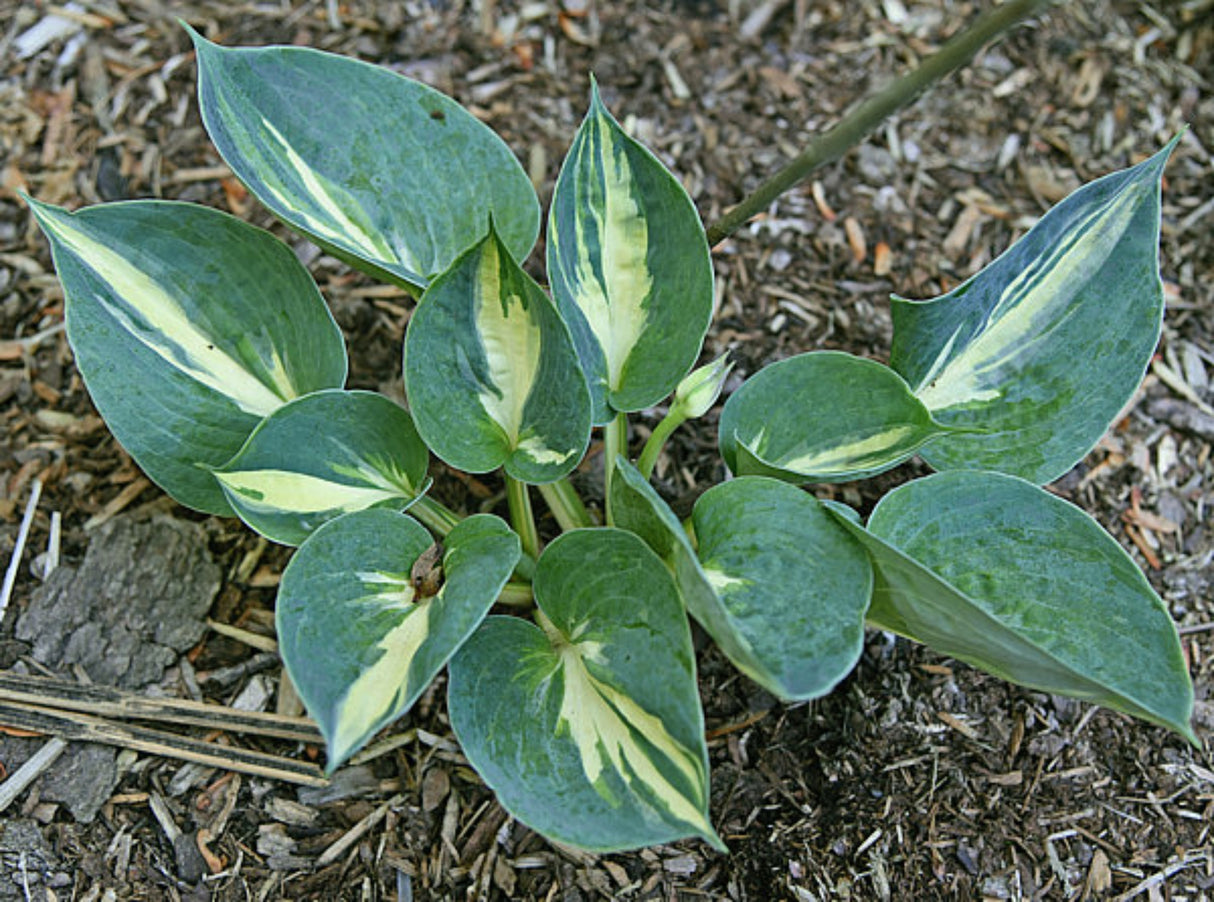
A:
[0, 1, 1211, 899]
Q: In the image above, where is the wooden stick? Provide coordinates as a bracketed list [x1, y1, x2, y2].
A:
[0, 671, 321, 743]
[0, 700, 327, 787]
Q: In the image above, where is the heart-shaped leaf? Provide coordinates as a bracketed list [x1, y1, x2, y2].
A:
[279, 510, 520, 770]
[719, 351, 951, 483]
[448, 528, 722, 852]
[611, 460, 871, 699]
[829, 471, 1195, 743]
[691, 477, 872, 699]
[190, 27, 539, 291]
[548, 83, 714, 423]
[213, 390, 430, 545]
[404, 227, 591, 483]
[27, 198, 346, 515]
[891, 138, 1178, 484]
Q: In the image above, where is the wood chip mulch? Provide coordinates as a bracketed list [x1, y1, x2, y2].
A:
[0, 1, 1211, 899]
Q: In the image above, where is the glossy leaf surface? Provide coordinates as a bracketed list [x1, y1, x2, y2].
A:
[405, 229, 591, 483]
[832, 471, 1195, 742]
[891, 139, 1177, 484]
[448, 529, 722, 852]
[191, 28, 539, 290]
[548, 84, 713, 422]
[719, 351, 950, 483]
[214, 390, 430, 545]
[279, 510, 519, 770]
[28, 198, 346, 515]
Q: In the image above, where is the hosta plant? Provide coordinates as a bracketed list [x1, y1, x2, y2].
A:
[25, 26, 1195, 853]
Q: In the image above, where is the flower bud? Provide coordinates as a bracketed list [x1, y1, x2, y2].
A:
[672, 354, 733, 420]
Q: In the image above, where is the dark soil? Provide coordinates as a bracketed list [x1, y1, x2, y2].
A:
[0, 1, 1211, 899]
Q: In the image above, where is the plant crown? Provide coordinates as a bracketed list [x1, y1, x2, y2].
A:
[26, 26, 1195, 853]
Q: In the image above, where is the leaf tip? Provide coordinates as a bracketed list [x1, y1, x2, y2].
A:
[701, 824, 728, 854]
[179, 19, 211, 50]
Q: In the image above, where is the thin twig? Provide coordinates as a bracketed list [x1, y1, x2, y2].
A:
[0, 700, 327, 786]
[316, 793, 404, 867]
[704, 0, 1057, 245]
[0, 736, 67, 814]
[0, 479, 42, 626]
[0, 670, 321, 742]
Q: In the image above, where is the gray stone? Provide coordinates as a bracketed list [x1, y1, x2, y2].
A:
[4, 515, 221, 822]
[16, 515, 221, 688]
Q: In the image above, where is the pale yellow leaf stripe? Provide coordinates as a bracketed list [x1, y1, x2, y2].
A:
[472, 242, 577, 468]
[563, 111, 653, 391]
[214, 470, 406, 516]
[474, 241, 541, 446]
[745, 425, 921, 475]
[37, 210, 291, 417]
[557, 640, 713, 836]
[255, 118, 418, 273]
[333, 572, 430, 761]
[701, 565, 749, 596]
[914, 180, 1146, 413]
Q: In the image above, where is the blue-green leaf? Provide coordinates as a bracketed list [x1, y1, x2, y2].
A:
[27, 198, 346, 515]
[448, 529, 721, 852]
[279, 510, 520, 770]
[190, 27, 539, 291]
[548, 83, 714, 423]
[404, 228, 591, 483]
[691, 477, 872, 699]
[830, 470, 1195, 743]
[719, 351, 952, 483]
[213, 390, 430, 545]
[611, 460, 871, 700]
[891, 138, 1178, 484]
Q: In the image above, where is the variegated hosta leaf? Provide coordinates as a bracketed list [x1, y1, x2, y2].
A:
[719, 351, 953, 483]
[448, 529, 723, 852]
[189, 27, 539, 291]
[610, 459, 871, 700]
[404, 228, 591, 483]
[891, 138, 1179, 484]
[278, 510, 520, 770]
[27, 198, 346, 515]
[829, 471, 1195, 743]
[690, 477, 872, 699]
[547, 83, 714, 423]
[213, 390, 430, 546]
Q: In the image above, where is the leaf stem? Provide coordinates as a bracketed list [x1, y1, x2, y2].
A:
[603, 413, 628, 526]
[637, 409, 686, 480]
[537, 478, 595, 531]
[505, 475, 540, 560]
[497, 580, 534, 608]
[409, 496, 463, 537]
[703, 0, 1055, 246]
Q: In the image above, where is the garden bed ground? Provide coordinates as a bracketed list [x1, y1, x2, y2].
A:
[0, 0, 1211, 898]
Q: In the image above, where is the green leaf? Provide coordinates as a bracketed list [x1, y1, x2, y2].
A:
[278, 510, 520, 770]
[448, 529, 722, 852]
[547, 83, 714, 423]
[830, 470, 1195, 743]
[891, 138, 1178, 484]
[691, 477, 872, 699]
[611, 460, 871, 700]
[27, 198, 346, 516]
[719, 351, 951, 483]
[213, 390, 430, 546]
[189, 27, 539, 291]
[404, 228, 591, 483]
